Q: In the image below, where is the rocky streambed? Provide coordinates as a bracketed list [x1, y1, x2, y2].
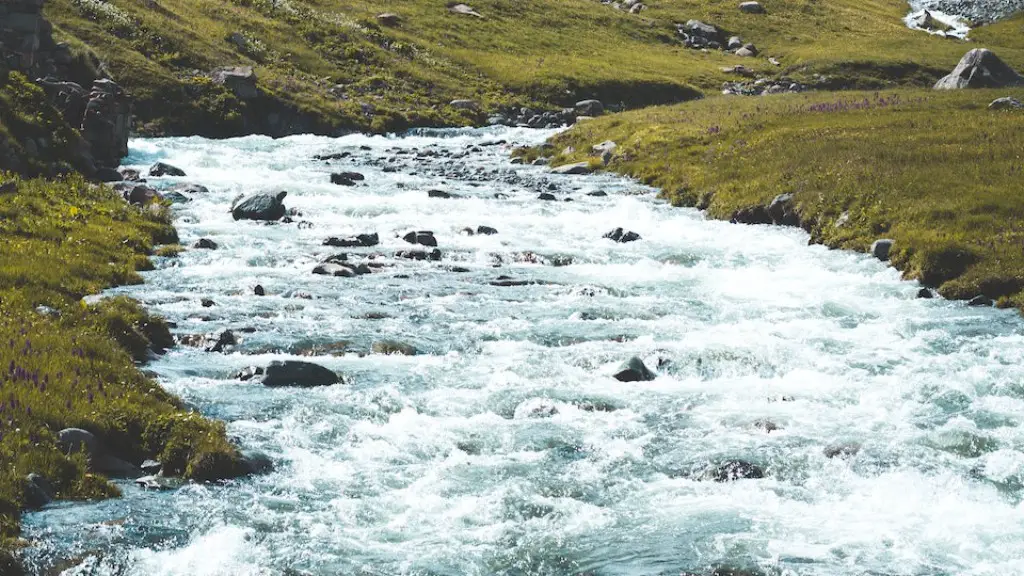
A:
[19, 127, 1024, 576]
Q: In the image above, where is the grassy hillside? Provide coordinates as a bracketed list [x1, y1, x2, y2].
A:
[547, 87, 1024, 307]
[0, 68, 246, 573]
[46, 0, 1024, 136]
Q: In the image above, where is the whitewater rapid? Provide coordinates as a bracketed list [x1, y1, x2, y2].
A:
[21, 127, 1024, 576]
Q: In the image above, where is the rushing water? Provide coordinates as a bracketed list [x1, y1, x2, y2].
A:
[20, 127, 1024, 576]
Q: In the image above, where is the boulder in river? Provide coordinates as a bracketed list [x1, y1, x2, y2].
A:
[324, 233, 379, 247]
[604, 227, 642, 243]
[396, 248, 442, 261]
[767, 193, 799, 226]
[149, 162, 186, 177]
[260, 360, 342, 387]
[193, 238, 219, 250]
[24, 473, 55, 510]
[113, 182, 161, 205]
[232, 191, 287, 221]
[917, 288, 934, 299]
[428, 189, 461, 199]
[707, 460, 765, 482]
[476, 225, 498, 235]
[331, 172, 365, 185]
[403, 230, 438, 247]
[823, 442, 861, 458]
[968, 295, 994, 307]
[934, 49, 1024, 90]
[57, 428, 140, 477]
[550, 162, 592, 175]
[613, 356, 656, 382]
[313, 262, 370, 277]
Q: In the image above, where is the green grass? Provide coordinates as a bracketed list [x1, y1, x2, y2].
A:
[0, 70, 245, 570]
[549, 88, 1024, 306]
[44, 0, 1024, 136]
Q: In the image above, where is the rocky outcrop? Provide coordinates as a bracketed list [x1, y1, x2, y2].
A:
[2, 0, 133, 175]
[934, 49, 1024, 90]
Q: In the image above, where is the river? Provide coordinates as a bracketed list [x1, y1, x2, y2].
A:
[19, 127, 1024, 575]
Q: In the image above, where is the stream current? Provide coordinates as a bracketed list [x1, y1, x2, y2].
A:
[20, 127, 1024, 576]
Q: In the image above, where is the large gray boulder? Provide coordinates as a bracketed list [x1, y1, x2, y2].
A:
[575, 99, 604, 117]
[934, 49, 1024, 90]
[550, 162, 592, 175]
[232, 191, 287, 221]
[261, 360, 341, 387]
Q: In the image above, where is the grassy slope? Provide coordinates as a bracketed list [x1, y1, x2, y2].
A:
[46, 0, 1024, 136]
[549, 86, 1024, 306]
[0, 71, 245, 572]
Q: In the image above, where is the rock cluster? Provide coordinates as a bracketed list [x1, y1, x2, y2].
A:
[2, 0, 133, 175]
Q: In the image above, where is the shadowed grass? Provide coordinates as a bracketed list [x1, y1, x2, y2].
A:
[549, 88, 1024, 306]
[43, 0, 1024, 135]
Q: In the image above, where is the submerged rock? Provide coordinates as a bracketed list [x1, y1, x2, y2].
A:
[824, 442, 861, 458]
[706, 460, 765, 481]
[371, 340, 418, 356]
[232, 191, 287, 221]
[603, 227, 642, 243]
[260, 360, 342, 387]
[613, 356, 656, 382]
[324, 233, 379, 247]
[403, 230, 438, 247]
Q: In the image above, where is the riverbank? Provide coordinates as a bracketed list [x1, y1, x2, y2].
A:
[542, 87, 1024, 307]
[0, 172, 260, 574]
[43, 0, 1024, 136]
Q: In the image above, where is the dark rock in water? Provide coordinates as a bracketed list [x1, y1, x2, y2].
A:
[476, 225, 498, 235]
[752, 418, 779, 432]
[313, 262, 370, 277]
[708, 460, 765, 481]
[968, 295, 994, 307]
[824, 442, 861, 458]
[403, 230, 438, 247]
[163, 191, 191, 204]
[767, 193, 799, 226]
[371, 340, 418, 356]
[871, 239, 894, 261]
[613, 357, 656, 382]
[149, 162, 186, 177]
[205, 330, 236, 353]
[201, 298, 216, 308]
[490, 278, 543, 287]
[193, 238, 219, 250]
[119, 167, 142, 181]
[935, 49, 1024, 90]
[172, 183, 210, 195]
[242, 451, 275, 475]
[232, 191, 287, 221]
[603, 227, 641, 243]
[324, 233, 379, 247]
[709, 566, 767, 576]
[396, 249, 442, 261]
[314, 152, 351, 161]
[261, 360, 341, 387]
[211, 66, 259, 99]
[330, 173, 358, 186]
[587, 190, 608, 197]
[24, 473, 54, 510]
[550, 162, 591, 175]
[95, 167, 123, 182]
[730, 206, 772, 225]
[428, 189, 460, 199]
[917, 288, 934, 299]
[538, 192, 557, 201]
[235, 366, 265, 381]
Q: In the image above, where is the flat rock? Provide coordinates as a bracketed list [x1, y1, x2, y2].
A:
[989, 96, 1024, 110]
[324, 233, 379, 247]
[449, 3, 484, 17]
[739, 1, 765, 13]
[550, 162, 591, 175]
[371, 340, 418, 356]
